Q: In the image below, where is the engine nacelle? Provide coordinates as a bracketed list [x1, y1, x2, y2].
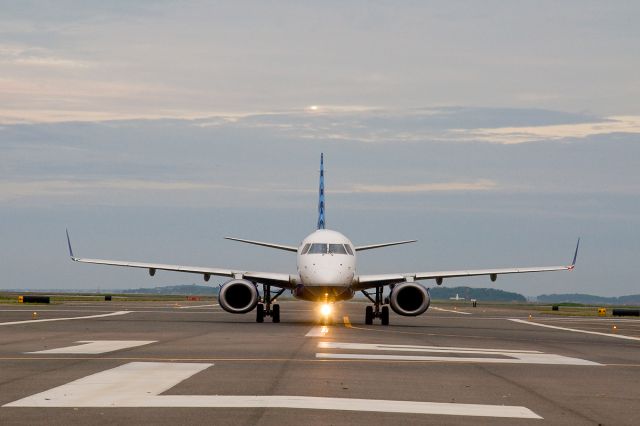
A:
[218, 279, 259, 314]
[389, 282, 431, 316]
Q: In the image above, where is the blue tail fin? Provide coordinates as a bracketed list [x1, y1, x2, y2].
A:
[317, 153, 325, 229]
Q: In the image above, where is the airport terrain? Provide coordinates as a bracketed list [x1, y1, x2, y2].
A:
[0, 299, 639, 425]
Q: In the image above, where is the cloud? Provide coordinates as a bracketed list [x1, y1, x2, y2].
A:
[337, 180, 497, 194]
[0, 179, 224, 202]
[0, 44, 90, 68]
[0, 177, 499, 205]
[13, 56, 89, 68]
[452, 116, 640, 144]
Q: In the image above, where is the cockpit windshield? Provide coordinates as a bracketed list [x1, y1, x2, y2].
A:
[307, 243, 327, 254]
[304, 243, 353, 255]
[328, 244, 347, 254]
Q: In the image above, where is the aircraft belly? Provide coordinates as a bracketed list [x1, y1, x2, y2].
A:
[293, 284, 354, 302]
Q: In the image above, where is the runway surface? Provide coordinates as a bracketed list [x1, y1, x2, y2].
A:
[1, 300, 639, 425]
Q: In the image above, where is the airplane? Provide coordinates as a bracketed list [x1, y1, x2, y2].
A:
[66, 154, 580, 325]
[449, 293, 465, 301]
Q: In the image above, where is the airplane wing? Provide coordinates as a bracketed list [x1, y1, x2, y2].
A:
[66, 230, 295, 288]
[353, 239, 579, 290]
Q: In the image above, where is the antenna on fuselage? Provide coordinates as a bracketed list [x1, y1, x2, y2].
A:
[317, 153, 325, 230]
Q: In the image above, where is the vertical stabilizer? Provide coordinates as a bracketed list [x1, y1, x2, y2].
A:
[317, 153, 325, 229]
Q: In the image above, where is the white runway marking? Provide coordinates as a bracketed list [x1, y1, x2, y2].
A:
[27, 340, 156, 355]
[318, 342, 542, 354]
[3, 362, 541, 418]
[0, 311, 131, 326]
[176, 304, 218, 309]
[509, 319, 640, 341]
[431, 307, 472, 315]
[0, 309, 115, 313]
[317, 342, 600, 365]
[536, 317, 640, 323]
[305, 326, 331, 337]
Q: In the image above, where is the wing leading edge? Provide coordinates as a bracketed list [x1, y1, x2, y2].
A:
[354, 238, 580, 290]
[66, 230, 294, 288]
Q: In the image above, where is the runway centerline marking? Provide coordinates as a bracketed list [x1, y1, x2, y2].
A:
[343, 316, 352, 328]
[0, 311, 131, 326]
[509, 319, 640, 341]
[305, 326, 330, 337]
[2, 361, 541, 418]
[431, 307, 472, 315]
[26, 340, 156, 355]
[317, 342, 601, 365]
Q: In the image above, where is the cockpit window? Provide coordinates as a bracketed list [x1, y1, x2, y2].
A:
[304, 243, 353, 255]
[307, 243, 327, 254]
[328, 244, 348, 255]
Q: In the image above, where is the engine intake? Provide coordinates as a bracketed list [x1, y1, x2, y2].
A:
[389, 282, 430, 316]
[218, 279, 259, 314]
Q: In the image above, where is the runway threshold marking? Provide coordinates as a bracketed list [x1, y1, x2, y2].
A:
[509, 319, 640, 342]
[26, 340, 156, 355]
[0, 311, 131, 326]
[316, 342, 601, 365]
[2, 361, 541, 418]
[430, 307, 472, 315]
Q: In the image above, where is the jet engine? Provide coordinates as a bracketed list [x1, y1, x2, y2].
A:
[389, 282, 430, 316]
[218, 279, 259, 314]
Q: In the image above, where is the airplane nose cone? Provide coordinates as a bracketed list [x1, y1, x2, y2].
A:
[305, 264, 353, 286]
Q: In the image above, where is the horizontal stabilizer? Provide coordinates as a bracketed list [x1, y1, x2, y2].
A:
[225, 237, 298, 252]
[355, 240, 417, 252]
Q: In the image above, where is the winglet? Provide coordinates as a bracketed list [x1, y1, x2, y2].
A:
[317, 153, 325, 230]
[66, 228, 76, 260]
[570, 237, 580, 269]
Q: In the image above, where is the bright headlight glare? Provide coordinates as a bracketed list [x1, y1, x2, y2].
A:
[320, 303, 332, 316]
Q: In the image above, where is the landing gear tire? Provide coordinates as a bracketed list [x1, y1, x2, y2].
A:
[256, 303, 264, 323]
[381, 306, 389, 325]
[272, 304, 280, 323]
[365, 306, 373, 325]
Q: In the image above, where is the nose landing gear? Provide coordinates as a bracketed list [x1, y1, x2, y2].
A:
[362, 286, 390, 325]
[256, 284, 284, 323]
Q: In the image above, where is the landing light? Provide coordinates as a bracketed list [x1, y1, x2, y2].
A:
[320, 303, 333, 316]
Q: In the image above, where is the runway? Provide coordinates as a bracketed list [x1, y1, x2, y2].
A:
[0, 300, 639, 425]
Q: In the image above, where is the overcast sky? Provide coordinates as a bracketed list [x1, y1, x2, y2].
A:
[1, 1, 639, 296]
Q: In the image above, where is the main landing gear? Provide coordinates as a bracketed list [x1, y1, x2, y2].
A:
[361, 287, 389, 326]
[256, 284, 285, 323]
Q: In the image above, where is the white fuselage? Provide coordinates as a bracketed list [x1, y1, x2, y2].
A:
[294, 229, 356, 302]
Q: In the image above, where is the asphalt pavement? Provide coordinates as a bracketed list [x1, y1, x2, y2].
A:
[0, 300, 639, 425]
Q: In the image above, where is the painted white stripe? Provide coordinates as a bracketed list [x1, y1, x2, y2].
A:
[0, 311, 131, 326]
[537, 317, 640, 323]
[317, 342, 600, 365]
[0, 309, 115, 313]
[177, 304, 218, 309]
[509, 319, 640, 341]
[316, 352, 600, 365]
[27, 340, 156, 355]
[305, 326, 331, 337]
[3, 362, 541, 418]
[318, 342, 542, 354]
[431, 307, 471, 315]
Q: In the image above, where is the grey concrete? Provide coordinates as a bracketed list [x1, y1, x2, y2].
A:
[0, 300, 638, 425]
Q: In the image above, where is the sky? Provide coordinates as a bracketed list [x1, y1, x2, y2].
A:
[1, 1, 639, 297]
